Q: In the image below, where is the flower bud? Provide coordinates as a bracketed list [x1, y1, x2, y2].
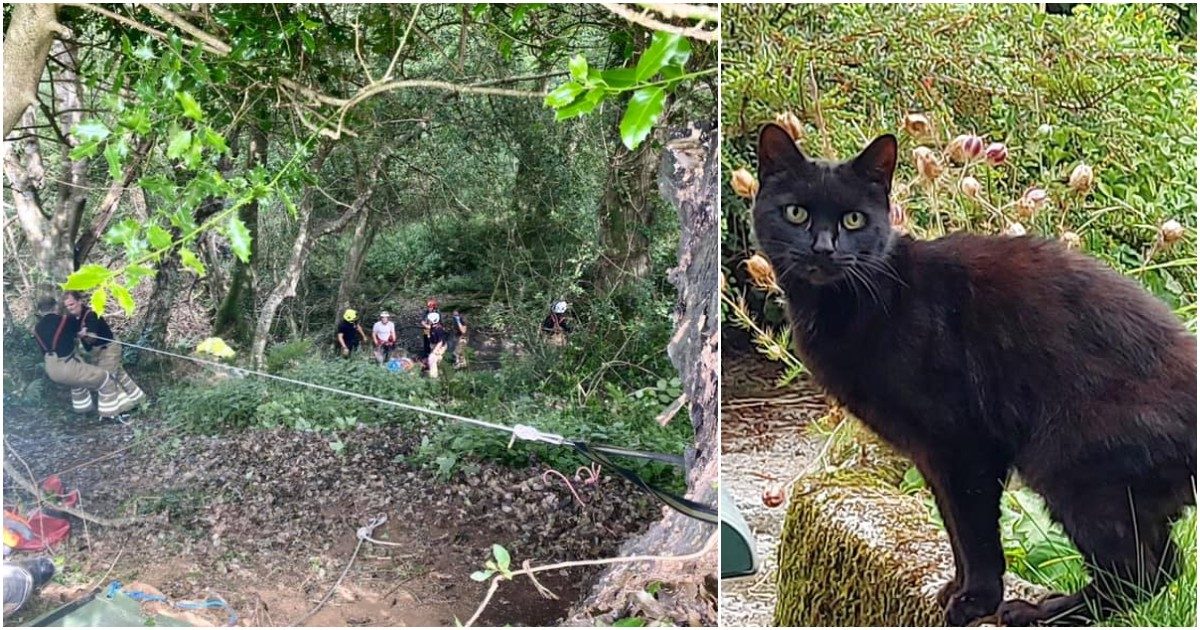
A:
[1023, 187, 1048, 209]
[1004, 222, 1027, 237]
[744, 253, 778, 291]
[959, 176, 982, 198]
[1060, 231, 1081, 249]
[946, 134, 984, 163]
[903, 113, 932, 136]
[913, 146, 942, 181]
[774, 111, 804, 141]
[1068, 163, 1094, 194]
[1160, 219, 1184, 245]
[889, 201, 907, 227]
[1037, 123, 1054, 136]
[763, 488, 785, 508]
[984, 142, 1008, 166]
[731, 168, 759, 199]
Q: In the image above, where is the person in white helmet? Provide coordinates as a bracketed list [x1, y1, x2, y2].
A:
[541, 301, 572, 346]
[426, 311, 448, 378]
[373, 311, 397, 363]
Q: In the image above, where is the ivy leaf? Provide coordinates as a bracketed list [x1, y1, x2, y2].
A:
[492, 544, 510, 572]
[179, 248, 207, 277]
[226, 215, 253, 263]
[72, 119, 111, 143]
[619, 86, 665, 150]
[176, 92, 205, 122]
[90, 286, 108, 317]
[544, 82, 585, 109]
[568, 54, 588, 82]
[166, 128, 193, 160]
[62, 264, 113, 291]
[146, 224, 172, 250]
[110, 282, 135, 316]
[634, 32, 688, 82]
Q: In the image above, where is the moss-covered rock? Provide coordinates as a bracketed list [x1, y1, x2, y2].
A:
[774, 468, 1049, 626]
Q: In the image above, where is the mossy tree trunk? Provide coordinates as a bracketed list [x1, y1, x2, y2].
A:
[595, 132, 659, 294]
[566, 122, 718, 626]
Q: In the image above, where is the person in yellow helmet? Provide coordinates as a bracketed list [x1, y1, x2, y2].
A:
[337, 309, 367, 358]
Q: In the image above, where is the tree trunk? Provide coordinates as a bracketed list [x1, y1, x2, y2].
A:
[132, 251, 181, 367]
[214, 125, 264, 340]
[3, 112, 74, 287]
[566, 122, 718, 626]
[334, 203, 377, 322]
[3, 4, 64, 138]
[595, 132, 659, 293]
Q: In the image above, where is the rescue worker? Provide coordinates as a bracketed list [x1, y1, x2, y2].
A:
[31, 296, 130, 419]
[451, 310, 468, 369]
[420, 298, 438, 357]
[337, 308, 367, 358]
[373, 311, 397, 363]
[541, 301, 572, 346]
[426, 311, 448, 379]
[63, 291, 146, 408]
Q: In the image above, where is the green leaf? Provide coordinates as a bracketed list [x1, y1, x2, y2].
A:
[613, 618, 646, 627]
[124, 264, 156, 286]
[492, 544, 510, 572]
[72, 119, 111, 143]
[62, 264, 112, 291]
[469, 570, 494, 582]
[104, 137, 128, 180]
[139, 175, 175, 199]
[120, 108, 152, 135]
[568, 54, 588, 82]
[69, 140, 102, 161]
[179, 248, 207, 276]
[202, 128, 228, 153]
[110, 282, 135, 316]
[166, 128, 193, 160]
[634, 32, 688, 82]
[280, 191, 298, 218]
[600, 67, 637, 88]
[555, 88, 605, 121]
[146, 224, 172, 250]
[133, 43, 155, 60]
[226, 215, 253, 263]
[105, 218, 140, 247]
[544, 82, 585, 109]
[619, 86, 666, 150]
[90, 286, 108, 317]
[176, 92, 204, 122]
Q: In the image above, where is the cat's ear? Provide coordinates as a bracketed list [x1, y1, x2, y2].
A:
[757, 123, 809, 177]
[851, 134, 898, 184]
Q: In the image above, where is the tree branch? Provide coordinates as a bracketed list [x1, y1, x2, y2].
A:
[600, 3, 719, 42]
[73, 136, 154, 265]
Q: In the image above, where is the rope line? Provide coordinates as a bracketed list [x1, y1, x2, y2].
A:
[88, 335, 717, 523]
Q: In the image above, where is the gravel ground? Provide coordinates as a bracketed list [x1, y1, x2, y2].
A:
[719, 355, 829, 628]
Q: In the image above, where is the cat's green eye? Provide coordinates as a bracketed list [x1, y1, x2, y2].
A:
[784, 204, 809, 224]
[842, 211, 867, 230]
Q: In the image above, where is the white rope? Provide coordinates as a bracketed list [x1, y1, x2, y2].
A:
[90, 335, 567, 447]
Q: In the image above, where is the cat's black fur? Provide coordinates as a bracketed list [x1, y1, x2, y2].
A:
[753, 123, 1196, 626]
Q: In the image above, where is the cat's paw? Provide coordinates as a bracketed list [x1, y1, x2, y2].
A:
[936, 576, 962, 608]
[944, 589, 1002, 627]
[995, 599, 1042, 626]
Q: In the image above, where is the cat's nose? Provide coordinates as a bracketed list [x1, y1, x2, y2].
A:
[813, 231, 835, 256]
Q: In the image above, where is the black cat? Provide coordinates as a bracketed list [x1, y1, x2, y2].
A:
[753, 123, 1196, 626]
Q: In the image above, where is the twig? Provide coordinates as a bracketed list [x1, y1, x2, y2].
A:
[463, 530, 718, 627]
[541, 469, 587, 507]
[292, 537, 364, 626]
[655, 393, 687, 427]
[600, 3, 718, 42]
[383, 5, 422, 81]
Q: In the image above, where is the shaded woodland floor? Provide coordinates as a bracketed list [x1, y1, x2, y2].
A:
[2, 388, 660, 626]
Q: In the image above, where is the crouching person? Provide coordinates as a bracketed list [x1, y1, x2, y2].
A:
[64, 291, 146, 408]
[32, 296, 130, 419]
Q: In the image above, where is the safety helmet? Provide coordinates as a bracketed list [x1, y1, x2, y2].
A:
[380, 311, 391, 318]
[427, 298, 438, 309]
[427, 312, 441, 324]
[343, 309, 357, 322]
[552, 301, 568, 314]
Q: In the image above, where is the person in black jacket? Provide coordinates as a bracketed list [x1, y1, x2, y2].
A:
[337, 308, 367, 357]
[33, 296, 128, 418]
[541, 301, 571, 346]
[64, 291, 146, 408]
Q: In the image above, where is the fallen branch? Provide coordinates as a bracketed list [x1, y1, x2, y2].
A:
[463, 530, 717, 627]
[600, 3, 718, 42]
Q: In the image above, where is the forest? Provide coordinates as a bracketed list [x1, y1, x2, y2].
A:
[3, 3, 718, 626]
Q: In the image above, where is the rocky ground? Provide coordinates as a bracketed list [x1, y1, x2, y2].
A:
[3, 392, 660, 626]
[718, 350, 830, 628]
